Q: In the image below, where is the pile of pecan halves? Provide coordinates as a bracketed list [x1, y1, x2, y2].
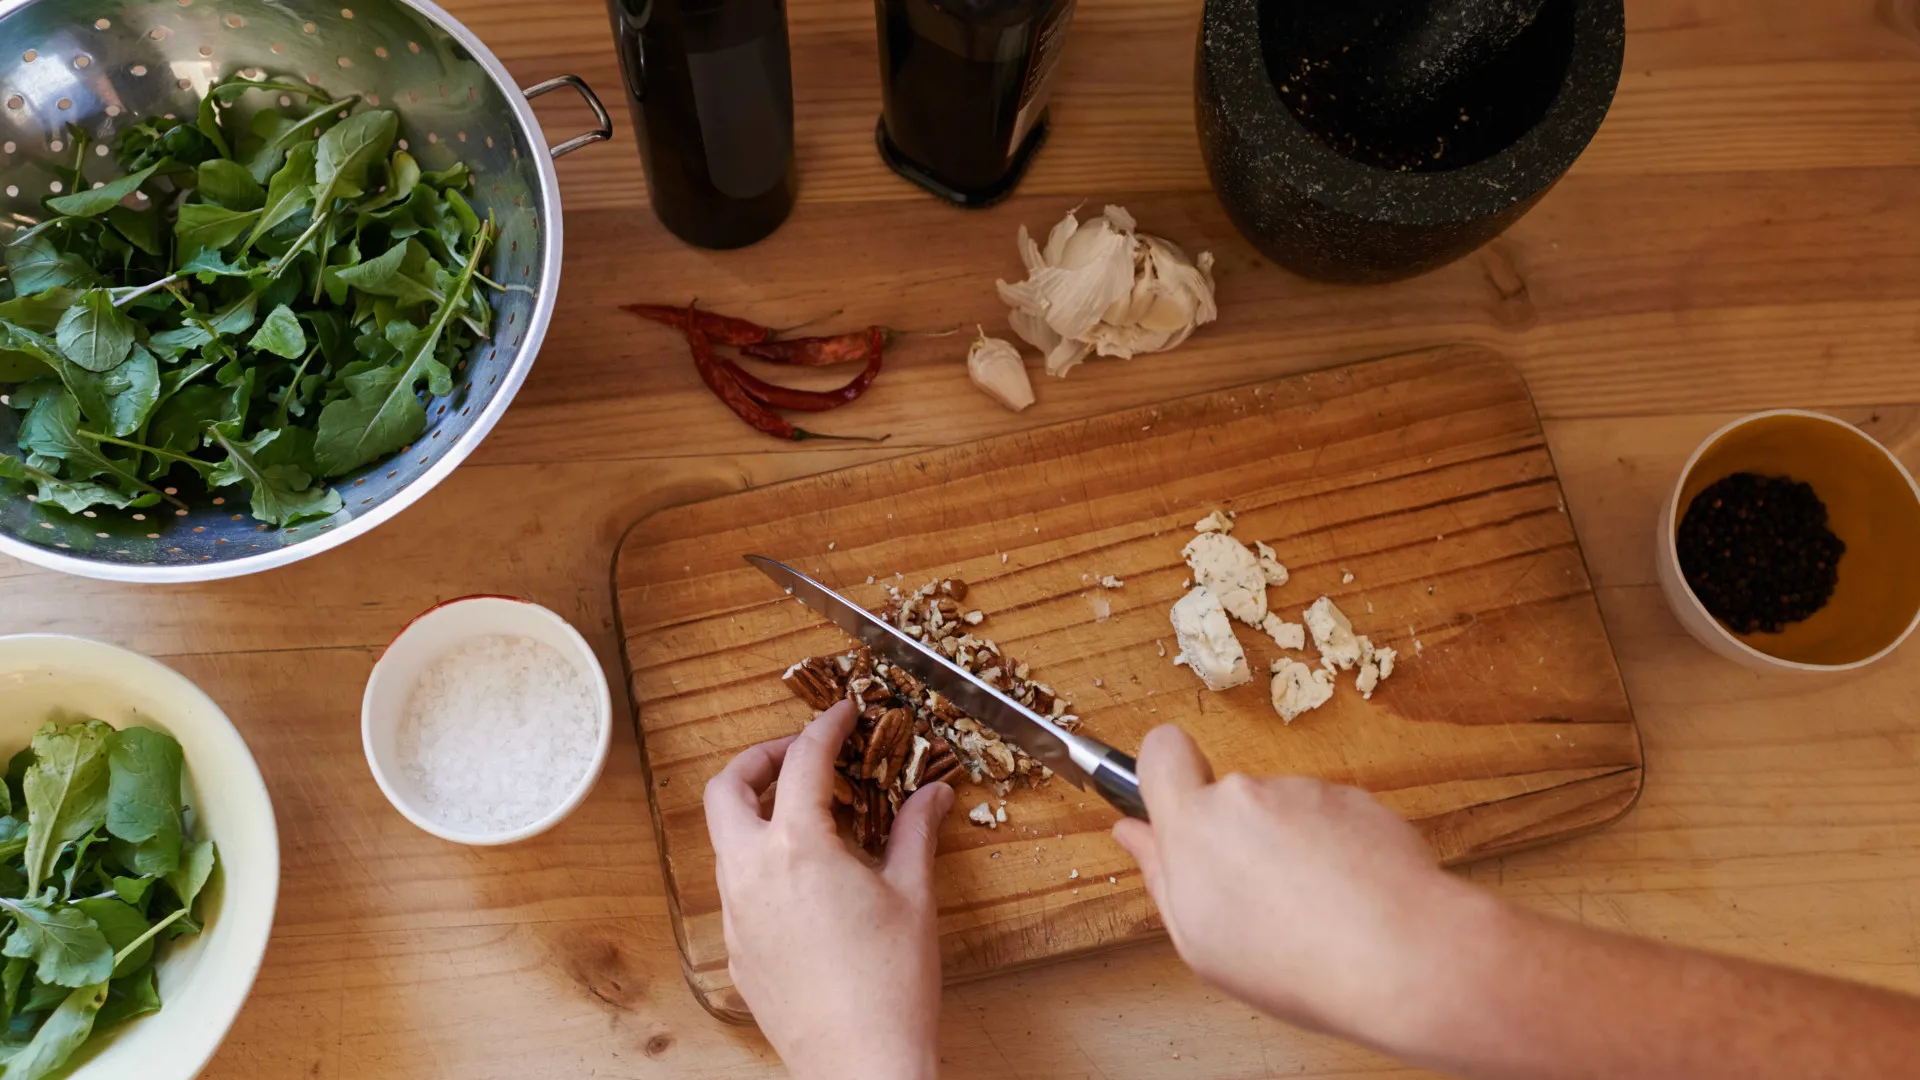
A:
[781, 578, 1078, 854]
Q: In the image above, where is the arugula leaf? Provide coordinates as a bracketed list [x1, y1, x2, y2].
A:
[331, 239, 441, 308]
[0, 291, 78, 335]
[208, 425, 343, 526]
[248, 304, 306, 359]
[20, 980, 69, 1015]
[43, 164, 160, 218]
[95, 966, 159, 1030]
[174, 204, 262, 263]
[4, 236, 95, 297]
[147, 383, 240, 462]
[52, 291, 136, 374]
[0, 899, 112, 989]
[20, 720, 112, 898]
[66, 343, 159, 438]
[162, 839, 216, 917]
[315, 109, 399, 203]
[104, 205, 163, 257]
[195, 158, 266, 211]
[17, 394, 164, 509]
[0, 957, 23, 1026]
[109, 878, 152, 907]
[313, 221, 489, 476]
[195, 91, 233, 162]
[70, 899, 151, 979]
[0, 980, 106, 1080]
[247, 141, 318, 247]
[104, 728, 183, 856]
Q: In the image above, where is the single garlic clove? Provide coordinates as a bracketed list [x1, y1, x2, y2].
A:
[1041, 209, 1082, 266]
[1044, 337, 1091, 378]
[1017, 224, 1046, 274]
[968, 332, 1036, 411]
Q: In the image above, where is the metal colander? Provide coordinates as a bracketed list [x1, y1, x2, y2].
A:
[0, 0, 609, 582]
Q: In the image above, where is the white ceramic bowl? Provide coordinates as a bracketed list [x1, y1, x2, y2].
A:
[1656, 409, 1920, 672]
[0, 635, 279, 1080]
[362, 596, 613, 845]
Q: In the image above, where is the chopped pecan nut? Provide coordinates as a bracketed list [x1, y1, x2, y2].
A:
[782, 657, 845, 712]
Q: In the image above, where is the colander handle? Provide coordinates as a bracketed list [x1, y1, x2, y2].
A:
[524, 75, 614, 158]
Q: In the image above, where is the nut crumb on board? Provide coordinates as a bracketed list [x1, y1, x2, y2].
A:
[782, 578, 1083, 854]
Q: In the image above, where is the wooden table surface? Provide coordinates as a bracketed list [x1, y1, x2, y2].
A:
[7, 0, 1920, 1076]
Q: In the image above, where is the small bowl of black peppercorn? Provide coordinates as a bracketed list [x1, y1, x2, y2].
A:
[1657, 410, 1920, 672]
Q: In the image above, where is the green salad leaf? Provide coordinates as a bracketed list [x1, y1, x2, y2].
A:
[20, 721, 111, 898]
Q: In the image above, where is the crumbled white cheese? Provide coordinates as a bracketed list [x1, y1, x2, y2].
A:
[1262, 613, 1306, 651]
[1253, 540, 1289, 586]
[1069, 868, 1080, 879]
[1169, 587, 1252, 690]
[1341, 570, 1354, 584]
[1269, 659, 1335, 723]
[1099, 575, 1125, 588]
[1304, 596, 1366, 671]
[995, 806, 1008, 823]
[1194, 509, 1234, 534]
[1356, 646, 1399, 699]
[968, 802, 998, 828]
[1182, 531, 1268, 627]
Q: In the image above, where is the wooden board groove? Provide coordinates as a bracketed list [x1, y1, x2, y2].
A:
[614, 346, 1643, 1022]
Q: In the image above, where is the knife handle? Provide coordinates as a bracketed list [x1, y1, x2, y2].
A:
[1088, 744, 1148, 821]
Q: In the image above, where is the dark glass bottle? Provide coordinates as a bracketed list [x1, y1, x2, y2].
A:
[875, 0, 1077, 206]
[607, 0, 798, 249]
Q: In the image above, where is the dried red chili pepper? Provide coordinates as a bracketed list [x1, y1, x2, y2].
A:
[624, 302, 776, 346]
[724, 327, 886, 412]
[686, 316, 884, 443]
[739, 327, 895, 366]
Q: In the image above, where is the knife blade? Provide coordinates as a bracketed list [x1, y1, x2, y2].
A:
[747, 555, 1146, 819]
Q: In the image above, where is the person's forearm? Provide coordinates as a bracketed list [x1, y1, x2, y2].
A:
[1367, 881, 1920, 1080]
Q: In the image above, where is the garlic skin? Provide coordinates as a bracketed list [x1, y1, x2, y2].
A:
[996, 205, 1218, 378]
[967, 331, 1035, 412]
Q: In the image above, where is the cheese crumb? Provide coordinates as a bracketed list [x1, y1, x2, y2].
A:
[1269, 659, 1335, 723]
[1194, 509, 1234, 534]
[1182, 531, 1269, 627]
[1262, 613, 1306, 650]
[1357, 646, 1399, 698]
[1069, 868, 1080, 879]
[1099, 575, 1125, 588]
[1340, 570, 1354, 584]
[1169, 588, 1252, 690]
[1252, 540, 1289, 586]
[1304, 596, 1366, 671]
[995, 806, 1008, 823]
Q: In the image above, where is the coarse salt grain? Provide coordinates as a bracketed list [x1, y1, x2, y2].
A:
[397, 634, 598, 834]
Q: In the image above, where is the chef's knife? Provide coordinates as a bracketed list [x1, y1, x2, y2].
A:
[748, 555, 1147, 820]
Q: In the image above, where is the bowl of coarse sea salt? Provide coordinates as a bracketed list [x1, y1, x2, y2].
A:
[362, 597, 613, 845]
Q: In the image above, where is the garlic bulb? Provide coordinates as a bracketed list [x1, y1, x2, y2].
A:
[996, 205, 1218, 378]
[966, 330, 1035, 412]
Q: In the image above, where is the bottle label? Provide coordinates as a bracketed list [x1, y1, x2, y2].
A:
[1009, 0, 1076, 155]
[688, 37, 793, 199]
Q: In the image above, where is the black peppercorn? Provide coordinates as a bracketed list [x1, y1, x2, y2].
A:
[1676, 472, 1845, 635]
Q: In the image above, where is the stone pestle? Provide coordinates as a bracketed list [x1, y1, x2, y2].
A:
[1342, 0, 1549, 125]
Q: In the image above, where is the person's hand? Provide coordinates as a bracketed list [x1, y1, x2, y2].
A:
[1111, 724, 1494, 1048]
[704, 700, 955, 1080]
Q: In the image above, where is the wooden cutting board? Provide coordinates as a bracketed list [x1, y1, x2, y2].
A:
[613, 345, 1642, 1021]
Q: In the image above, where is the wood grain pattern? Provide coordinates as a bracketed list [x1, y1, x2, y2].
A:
[615, 349, 1642, 1018]
[2, 0, 1919, 1075]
